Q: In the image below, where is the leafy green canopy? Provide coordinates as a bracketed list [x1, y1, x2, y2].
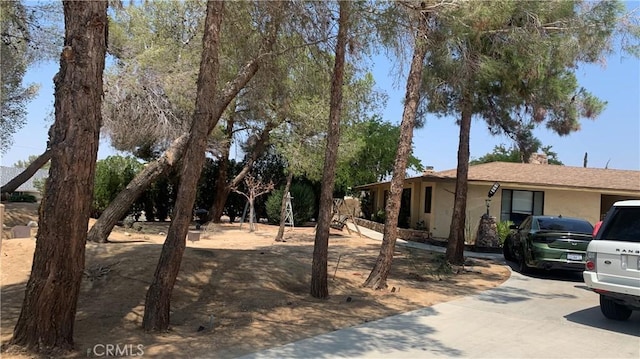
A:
[422, 1, 628, 149]
[336, 116, 423, 188]
[104, 0, 206, 156]
[470, 144, 563, 165]
[265, 182, 316, 226]
[1, 1, 37, 153]
[270, 49, 386, 188]
[93, 156, 143, 216]
[13, 154, 50, 169]
[0, 1, 62, 153]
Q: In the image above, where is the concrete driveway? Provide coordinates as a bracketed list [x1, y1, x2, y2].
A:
[239, 266, 640, 358]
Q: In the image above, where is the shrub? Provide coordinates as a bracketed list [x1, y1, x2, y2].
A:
[265, 182, 316, 226]
[9, 193, 37, 203]
[496, 220, 514, 245]
[371, 209, 386, 224]
[93, 156, 143, 218]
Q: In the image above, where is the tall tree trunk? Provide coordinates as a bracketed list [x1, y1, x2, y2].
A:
[87, 1, 280, 243]
[445, 95, 472, 265]
[210, 186, 231, 222]
[209, 121, 275, 223]
[363, 9, 429, 290]
[310, 0, 349, 299]
[143, 0, 224, 332]
[10, 1, 107, 353]
[1, 149, 52, 194]
[87, 135, 188, 243]
[208, 113, 235, 222]
[275, 171, 293, 242]
[248, 198, 256, 232]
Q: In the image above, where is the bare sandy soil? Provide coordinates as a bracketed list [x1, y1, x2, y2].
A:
[1, 202, 510, 358]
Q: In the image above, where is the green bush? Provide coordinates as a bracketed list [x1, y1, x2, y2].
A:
[9, 193, 37, 203]
[265, 182, 316, 226]
[93, 156, 143, 217]
[496, 220, 514, 245]
[371, 209, 386, 224]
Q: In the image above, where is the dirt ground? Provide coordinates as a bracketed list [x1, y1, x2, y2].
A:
[1, 202, 510, 358]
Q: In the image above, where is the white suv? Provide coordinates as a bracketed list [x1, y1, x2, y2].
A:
[583, 200, 640, 321]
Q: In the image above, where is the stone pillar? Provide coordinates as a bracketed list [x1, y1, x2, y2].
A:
[474, 214, 499, 250]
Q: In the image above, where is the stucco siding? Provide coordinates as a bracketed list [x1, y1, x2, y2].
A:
[543, 189, 600, 224]
[429, 183, 485, 239]
[412, 180, 434, 231]
[431, 183, 454, 238]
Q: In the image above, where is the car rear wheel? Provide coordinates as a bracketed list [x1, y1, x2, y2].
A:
[503, 240, 514, 261]
[518, 249, 529, 274]
[600, 295, 632, 321]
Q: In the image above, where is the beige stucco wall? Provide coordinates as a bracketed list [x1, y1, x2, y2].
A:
[411, 180, 436, 231]
[431, 182, 454, 239]
[409, 182, 422, 228]
[415, 182, 603, 240]
[429, 183, 499, 241]
[543, 189, 600, 224]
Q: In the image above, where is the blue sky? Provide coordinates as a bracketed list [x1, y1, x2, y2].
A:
[2, 14, 639, 173]
[374, 51, 640, 172]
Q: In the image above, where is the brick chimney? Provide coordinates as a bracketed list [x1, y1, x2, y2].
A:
[528, 153, 548, 165]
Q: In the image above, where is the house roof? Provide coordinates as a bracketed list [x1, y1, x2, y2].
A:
[0, 166, 49, 193]
[424, 162, 640, 192]
[356, 162, 640, 193]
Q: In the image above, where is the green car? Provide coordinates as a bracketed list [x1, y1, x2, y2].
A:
[502, 215, 594, 273]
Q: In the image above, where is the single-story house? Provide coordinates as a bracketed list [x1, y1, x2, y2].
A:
[0, 166, 48, 201]
[356, 159, 640, 240]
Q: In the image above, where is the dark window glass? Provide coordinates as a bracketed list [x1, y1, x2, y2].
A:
[424, 186, 432, 213]
[500, 189, 544, 225]
[601, 207, 640, 242]
[519, 216, 532, 230]
[399, 188, 411, 228]
[537, 218, 593, 233]
[500, 189, 512, 222]
[533, 191, 544, 215]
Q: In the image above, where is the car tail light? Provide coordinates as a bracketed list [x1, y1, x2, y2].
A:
[585, 251, 597, 271]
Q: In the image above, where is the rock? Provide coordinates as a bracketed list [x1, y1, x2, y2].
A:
[11, 226, 31, 238]
[475, 214, 499, 248]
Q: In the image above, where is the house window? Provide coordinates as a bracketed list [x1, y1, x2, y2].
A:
[399, 188, 411, 228]
[368, 190, 376, 218]
[424, 186, 432, 213]
[500, 189, 544, 225]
